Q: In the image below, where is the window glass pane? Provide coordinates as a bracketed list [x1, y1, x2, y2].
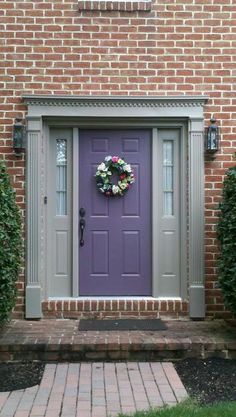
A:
[163, 141, 173, 165]
[56, 139, 67, 215]
[163, 140, 173, 215]
[163, 166, 173, 190]
[164, 192, 173, 216]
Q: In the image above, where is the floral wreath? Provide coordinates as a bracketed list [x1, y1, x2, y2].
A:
[95, 156, 135, 196]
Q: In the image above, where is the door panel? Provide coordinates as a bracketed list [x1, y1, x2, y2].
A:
[79, 129, 151, 296]
[123, 231, 140, 274]
[91, 231, 109, 275]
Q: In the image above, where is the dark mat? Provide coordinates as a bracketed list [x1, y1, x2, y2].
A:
[78, 318, 167, 331]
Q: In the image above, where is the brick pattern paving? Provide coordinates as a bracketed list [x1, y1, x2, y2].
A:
[0, 362, 187, 417]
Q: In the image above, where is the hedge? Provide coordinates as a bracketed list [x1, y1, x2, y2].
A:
[217, 166, 236, 316]
[0, 161, 22, 323]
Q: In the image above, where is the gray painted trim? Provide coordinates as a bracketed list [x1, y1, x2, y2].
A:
[23, 95, 208, 107]
[189, 119, 205, 318]
[152, 128, 159, 298]
[73, 124, 186, 300]
[189, 286, 205, 318]
[155, 128, 183, 298]
[152, 122, 188, 299]
[180, 125, 188, 299]
[25, 286, 41, 318]
[24, 95, 207, 318]
[23, 95, 208, 119]
[44, 123, 50, 300]
[26, 118, 42, 318]
[72, 128, 79, 297]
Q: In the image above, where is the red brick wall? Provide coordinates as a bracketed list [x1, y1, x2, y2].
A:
[1, 0, 235, 318]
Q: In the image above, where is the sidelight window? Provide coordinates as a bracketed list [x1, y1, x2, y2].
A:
[163, 140, 174, 216]
[56, 139, 67, 215]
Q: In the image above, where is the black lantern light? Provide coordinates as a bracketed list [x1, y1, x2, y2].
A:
[205, 116, 220, 153]
[13, 117, 25, 153]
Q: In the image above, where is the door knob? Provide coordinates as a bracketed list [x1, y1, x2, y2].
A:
[79, 207, 86, 217]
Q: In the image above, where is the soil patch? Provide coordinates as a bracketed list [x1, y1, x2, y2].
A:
[175, 358, 236, 405]
[0, 361, 45, 392]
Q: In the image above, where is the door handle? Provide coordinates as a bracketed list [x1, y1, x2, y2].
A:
[79, 218, 86, 247]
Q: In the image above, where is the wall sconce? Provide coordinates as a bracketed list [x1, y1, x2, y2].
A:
[205, 116, 220, 153]
[13, 118, 25, 153]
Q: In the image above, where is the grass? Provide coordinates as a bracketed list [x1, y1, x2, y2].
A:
[117, 400, 236, 417]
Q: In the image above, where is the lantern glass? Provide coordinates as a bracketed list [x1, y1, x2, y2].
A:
[205, 118, 219, 152]
[13, 119, 25, 151]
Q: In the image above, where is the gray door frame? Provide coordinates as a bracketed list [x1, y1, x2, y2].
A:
[23, 95, 207, 319]
[74, 125, 186, 299]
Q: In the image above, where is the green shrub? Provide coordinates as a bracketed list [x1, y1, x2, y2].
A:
[217, 166, 236, 316]
[0, 161, 22, 323]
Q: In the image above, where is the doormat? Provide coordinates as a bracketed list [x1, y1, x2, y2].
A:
[78, 319, 167, 331]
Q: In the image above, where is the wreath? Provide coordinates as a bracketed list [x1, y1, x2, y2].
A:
[95, 156, 135, 196]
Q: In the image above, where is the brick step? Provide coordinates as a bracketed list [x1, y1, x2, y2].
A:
[42, 298, 189, 319]
[0, 319, 235, 362]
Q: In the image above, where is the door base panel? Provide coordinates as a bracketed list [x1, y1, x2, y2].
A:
[42, 298, 188, 319]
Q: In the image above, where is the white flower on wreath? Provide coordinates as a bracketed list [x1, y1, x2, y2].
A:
[112, 185, 120, 194]
[124, 164, 132, 173]
[97, 162, 107, 171]
[118, 181, 128, 190]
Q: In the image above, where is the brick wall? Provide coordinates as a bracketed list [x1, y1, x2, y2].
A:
[1, 0, 235, 318]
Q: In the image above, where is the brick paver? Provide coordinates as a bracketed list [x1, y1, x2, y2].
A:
[0, 362, 188, 417]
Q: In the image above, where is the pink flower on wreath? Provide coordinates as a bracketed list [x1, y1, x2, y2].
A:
[112, 156, 119, 163]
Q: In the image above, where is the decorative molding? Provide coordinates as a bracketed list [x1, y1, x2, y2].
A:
[23, 95, 208, 109]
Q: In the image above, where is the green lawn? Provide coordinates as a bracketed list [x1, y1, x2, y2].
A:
[117, 400, 236, 417]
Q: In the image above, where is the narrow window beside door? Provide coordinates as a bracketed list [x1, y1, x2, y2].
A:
[56, 139, 67, 215]
[163, 140, 174, 216]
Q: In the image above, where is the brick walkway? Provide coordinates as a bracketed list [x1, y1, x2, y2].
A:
[0, 362, 187, 417]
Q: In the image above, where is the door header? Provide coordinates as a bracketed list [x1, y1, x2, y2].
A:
[23, 95, 208, 120]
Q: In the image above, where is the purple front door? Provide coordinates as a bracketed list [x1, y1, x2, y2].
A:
[79, 129, 151, 296]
